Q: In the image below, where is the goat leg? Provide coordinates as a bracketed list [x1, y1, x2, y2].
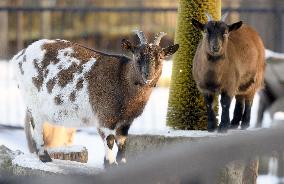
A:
[230, 95, 244, 129]
[241, 100, 253, 130]
[204, 94, 217, 132]
[33, 117, 52, 162]
[116, 123, 131, 163]
[218, 92, 232, 133]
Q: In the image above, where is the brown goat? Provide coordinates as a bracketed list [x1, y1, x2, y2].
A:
[192, 14, 265, 132]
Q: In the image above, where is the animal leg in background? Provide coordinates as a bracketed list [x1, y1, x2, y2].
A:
[204, 94, 217, 132]
[218, 92, 232, 133]
[230, 95, 245, 129]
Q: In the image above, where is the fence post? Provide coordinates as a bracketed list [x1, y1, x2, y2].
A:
[40, 0, 51, 39]
[0, 1, 8, 59]
[16, 0, 24, 51]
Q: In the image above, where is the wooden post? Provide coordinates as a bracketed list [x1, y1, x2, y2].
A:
[16, 0, 24, 51]
[40, 0, 51, 38]
[0, 1, 8, 59]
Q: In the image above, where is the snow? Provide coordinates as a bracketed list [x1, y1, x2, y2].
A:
[265, 49, 284, 59]
[47, 145, 86, 154]
[0, 129, 105, 169]
[257, 176, 284, 184]
[273, 111, 284, 120]
[257, 157, 282, 184]
[12, 152, 101, 174]
[0, 61, 26, 127]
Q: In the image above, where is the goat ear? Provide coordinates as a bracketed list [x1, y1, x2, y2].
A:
[121, 39, 135, 52]
[228, 21, 243, 32]
[162, 44, 179, 57]
[191, 19, 205, 31]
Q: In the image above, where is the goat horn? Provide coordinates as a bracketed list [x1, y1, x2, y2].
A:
[221, 12, 229, 22]
[205, 12, 213, 22]
[153, 32, 167, 45]
[133, 29, 147, 45]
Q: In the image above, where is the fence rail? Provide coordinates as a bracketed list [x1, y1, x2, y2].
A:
[0, 6, 283, 58]
[1, 124, 284, 183]
[0, 6, 178, 12]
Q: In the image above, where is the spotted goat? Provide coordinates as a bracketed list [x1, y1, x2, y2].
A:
[11, 31, 179, 165]
[192, 13, 265, 132]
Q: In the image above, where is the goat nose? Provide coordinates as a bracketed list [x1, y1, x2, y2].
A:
[213, 46, 219, 51]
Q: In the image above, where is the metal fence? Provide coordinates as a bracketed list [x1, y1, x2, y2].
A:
[0, 6, 178, 59]
[0, 6, 284, 59]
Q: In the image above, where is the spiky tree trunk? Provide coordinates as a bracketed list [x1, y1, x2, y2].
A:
[167, 0, 221, 130]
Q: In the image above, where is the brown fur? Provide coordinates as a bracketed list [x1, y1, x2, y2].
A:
[57, 62, 78, 87]
[69, 91, 76, 102]
[32, 40, 100, 92]
[46, 78, 56, 94]
[87, 55, 162, 129]
[193, 24, 265, 100]
[76, 77, 84, 90]
[54, 95, 63, 105]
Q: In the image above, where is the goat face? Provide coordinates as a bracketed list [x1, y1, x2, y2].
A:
[192, 19, 243, 58]
[121, 31, 179, 84]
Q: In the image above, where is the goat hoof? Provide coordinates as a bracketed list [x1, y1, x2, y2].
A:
[104, 158, 118, 169]
[120, 158, 127, 164]
[207, 122, 217, 132]
[104, 162, 118, 169]
[217, 126, 228, 133]
[229, 124, 239, 129]
[39, 150, 52, 162]
[240, 123, 249, 130]
[207, 127, 216, 132]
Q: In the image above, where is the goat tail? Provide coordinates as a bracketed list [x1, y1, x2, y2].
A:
[24, 109, 37, 153]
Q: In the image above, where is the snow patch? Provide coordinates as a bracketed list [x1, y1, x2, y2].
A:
[265, 49, 284, 59]
[12, 152, 102, 174]
[273, 111, 284, 120]
[12, 153, 63, 173]
[47, 145, 86, 154]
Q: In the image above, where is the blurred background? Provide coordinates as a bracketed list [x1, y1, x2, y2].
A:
[1, 0, 284, 183]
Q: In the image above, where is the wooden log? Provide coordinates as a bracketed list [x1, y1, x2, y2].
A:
[43, 123, 85, 162]
[47, 146, 88, 163]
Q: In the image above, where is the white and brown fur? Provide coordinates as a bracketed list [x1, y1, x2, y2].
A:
[192, 13, 265, 132]
[11, 31, 179, 165]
